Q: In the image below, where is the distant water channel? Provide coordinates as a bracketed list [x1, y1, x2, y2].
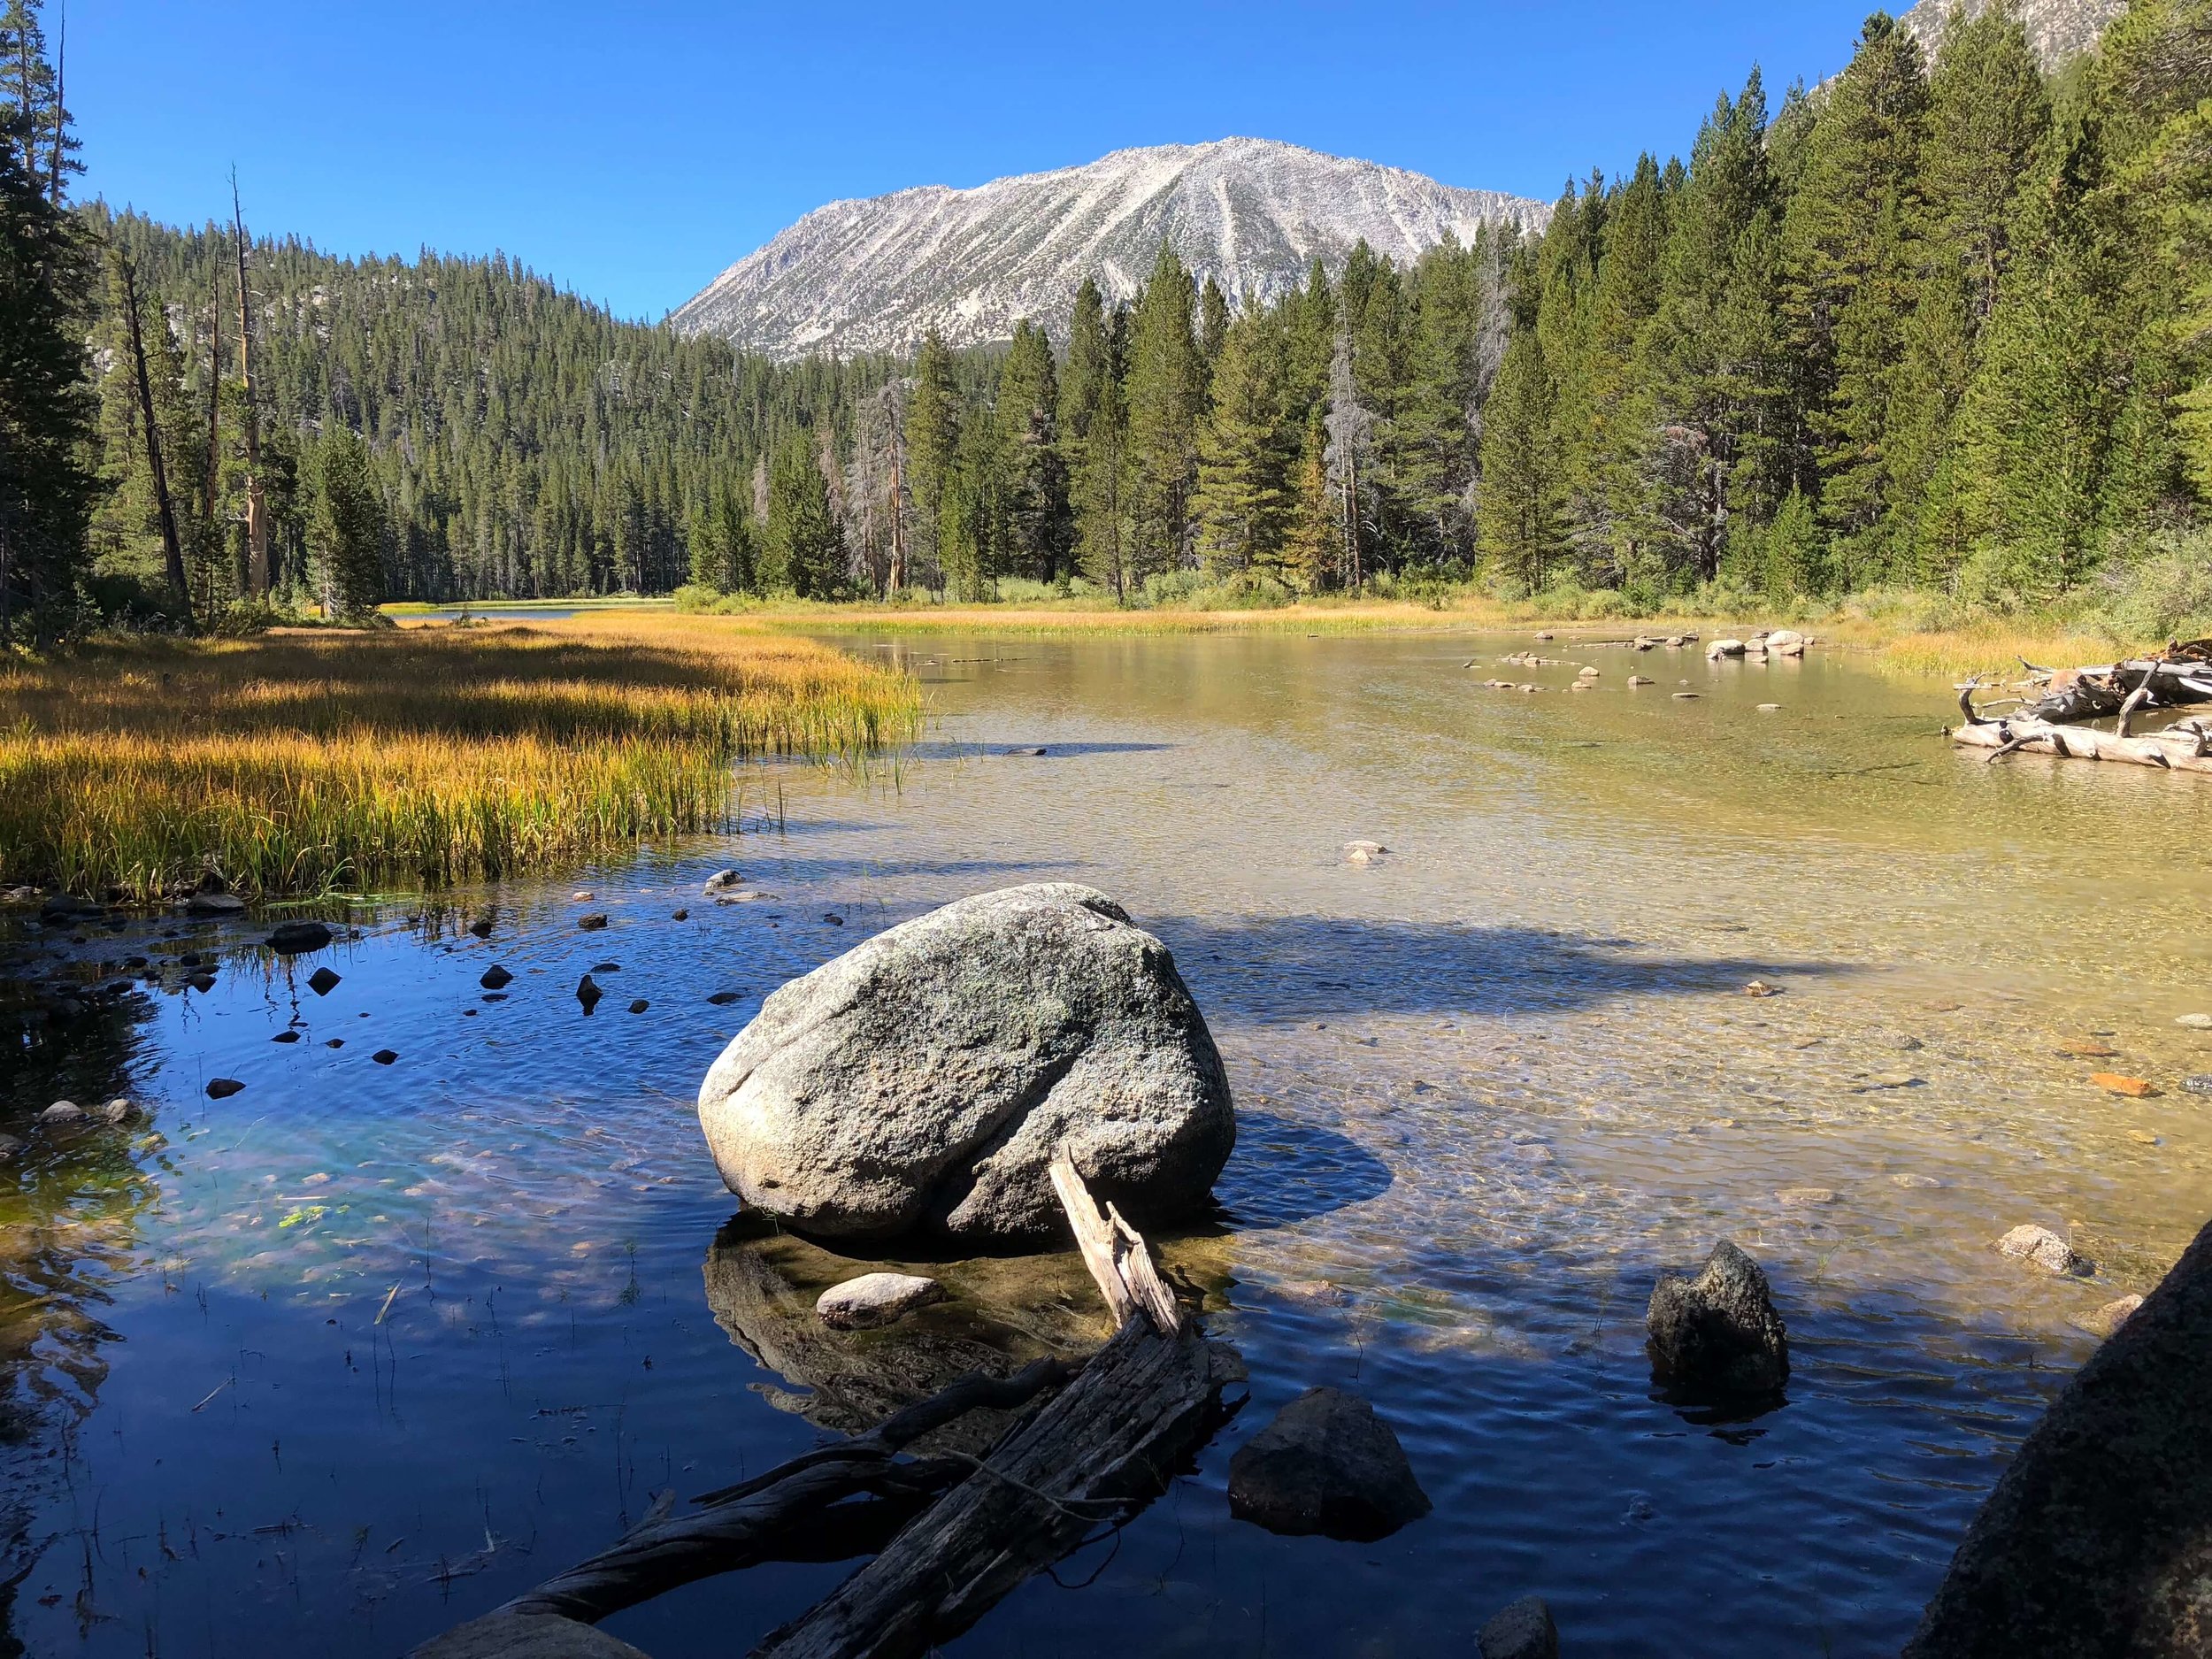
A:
[4, 631, 2210, 1657]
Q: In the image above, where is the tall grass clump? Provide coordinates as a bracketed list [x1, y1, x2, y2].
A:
[0, 614, 918, 900]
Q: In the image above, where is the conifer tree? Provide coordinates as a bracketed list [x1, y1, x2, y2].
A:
[1475, 324, 1564, 591]
[1283, 409, 1334, 590]
[1123, 242, 1203, 583]
[995, 319, 1068, 579]
[310, 427, 385, 618]
[0, 0, 89, 642]
[902, 331, 959, 591]
[764, 426, 842, 599]
[1322, 326, 1376, 588]
[1193, 309, 1290, 580]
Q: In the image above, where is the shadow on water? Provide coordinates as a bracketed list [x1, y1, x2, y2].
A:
[1149, 913, 1856, 1021]
[1212, 1111, 1394, 1231]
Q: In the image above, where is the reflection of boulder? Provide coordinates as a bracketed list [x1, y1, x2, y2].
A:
[702, 1215, 1230, 1444]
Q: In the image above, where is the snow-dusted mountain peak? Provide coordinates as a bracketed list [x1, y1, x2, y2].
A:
[669, 137, 1548, 360]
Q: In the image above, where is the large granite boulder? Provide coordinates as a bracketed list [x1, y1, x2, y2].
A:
[1904, 1215, 2212, 1657]
[696, 884, 1234, 1243]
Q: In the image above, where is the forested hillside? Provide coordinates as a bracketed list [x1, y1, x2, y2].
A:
[3, 0, 2207, 637]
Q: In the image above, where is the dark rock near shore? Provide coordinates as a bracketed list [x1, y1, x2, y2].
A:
[187, 891, 246, 917]
[205, 1079, 245, 1099]
[480, 965, 513, 990]
[1905, 1213, 2212, 1657]
[267, 920, 333, 955]
[1227, 1386, 1431, 1540]
[1647, 1240, 1790, 1399]
[576, 913, 609, 931]
[308, 966, 342, 995]
[1479, 1595, 1561, 1659]
[696, 883, 1235, 1243]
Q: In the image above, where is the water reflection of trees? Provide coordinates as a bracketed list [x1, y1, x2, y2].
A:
[1, 942, 164, 1658]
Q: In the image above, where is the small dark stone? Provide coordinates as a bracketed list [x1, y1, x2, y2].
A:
[823, 914, 844, 926]
[187, 972, 216, 994]
[1647, 1240, 1789, 1400]
[670, 909, 689, 921]
[205, 1078, 245, 1099]
[178, 952, 203, 967]
[467, 918, 494, 938]
[371, 1049, 398, 1065]
[1227, 1386, 1431, 1541]
[592, 961, 619, 973]
[326, 1038, 344, 1048]
[577, 913, 609, 932]
[307, 966, 342, 995]
[266, 920, 334, 955]
[1479, 1595, 1560, 1659]
[480, 965, 514, 991]
[1004, 746, 1047, 757]
[187, 891, 247, 917]
[577, 973, 603, 1012]
[272, 1031, 302, 1044]
[706, 990, 742, 1006]
[627, 999, 649, 1014]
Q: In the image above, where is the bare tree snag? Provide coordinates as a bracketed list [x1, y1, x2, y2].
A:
[1048, 1152, 1179, 1334]
[118, 252, 189, 618]
[231, 173, 270, 595]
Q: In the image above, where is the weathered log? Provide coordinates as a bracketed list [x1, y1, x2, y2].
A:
[1950, 717, 2212, 773]
[1049, 1151, 1180, 1335]
[750, 1318, 1237, 1659]
[407, 1359, 1071, 1648]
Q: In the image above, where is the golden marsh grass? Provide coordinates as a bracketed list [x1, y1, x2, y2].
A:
[0, 614, 918, 900]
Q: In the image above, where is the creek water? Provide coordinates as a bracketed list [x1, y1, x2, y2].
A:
[4, 630, 2210, 1658]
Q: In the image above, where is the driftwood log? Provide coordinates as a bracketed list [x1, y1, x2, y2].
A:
[414, 1162, 1233, 1659]
[1950, 675, 2212, 774]
[2003, 641, 2212, 726]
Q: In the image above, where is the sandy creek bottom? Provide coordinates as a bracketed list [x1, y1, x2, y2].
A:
[3, 630, 2209, 1657]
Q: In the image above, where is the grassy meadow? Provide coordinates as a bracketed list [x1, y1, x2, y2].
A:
[0, 614, 918, 901]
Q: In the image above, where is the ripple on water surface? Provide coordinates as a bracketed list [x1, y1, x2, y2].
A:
[3, 630, 2208, 1656]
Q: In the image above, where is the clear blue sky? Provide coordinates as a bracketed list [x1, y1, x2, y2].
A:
[74, 1, 1892, 322]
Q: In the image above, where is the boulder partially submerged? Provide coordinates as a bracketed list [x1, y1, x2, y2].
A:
[1905, 1215, 2212, 1656]
[696, 884, 1234, 1244]
[1647, 1240, 1790, 1400]
[1227, 1386, 1431, 1541]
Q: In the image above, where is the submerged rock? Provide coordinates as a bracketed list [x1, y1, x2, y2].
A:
[96, 1098, 141, 1125]
[1998, 1224, 2093, 1277]
[39, 1100, 86, 1126]
[2072, 1294, 2144, 1340]
[1227, 1386, 1431, 1541]
[205, 1078, 245, 1099]
[1479, 1595, 1561, 1659]
[1342, 841, 1388, 864]
[0, 1134, 22, 1164]
[816, 1271, 946, 1330]
[703, 869, 744, 894]
[576, 913, 609, 932]
[1647, 1240, 1790, 1398]
[266, 920, 333, 955]
[1906, 1215, 2212, 1656]
[187, 891, 246, 917]
[696, 883, 1235, 1243]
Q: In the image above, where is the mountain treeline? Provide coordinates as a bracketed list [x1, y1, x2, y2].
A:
[3, 0, 2208, 639]
[804, 0, 2208, 612]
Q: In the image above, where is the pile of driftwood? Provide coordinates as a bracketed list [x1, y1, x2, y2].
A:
[414, 1157, 1240, 1659]
[1950, 640, 2212, 774]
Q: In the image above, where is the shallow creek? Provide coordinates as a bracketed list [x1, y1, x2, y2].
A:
[4, 629, 2209, 1657]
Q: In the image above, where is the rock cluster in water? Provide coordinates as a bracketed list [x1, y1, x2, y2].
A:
[695, 883, 1235, 1243]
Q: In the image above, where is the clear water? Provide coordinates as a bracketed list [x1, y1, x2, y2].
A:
[4, 630, 2209, 1658]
